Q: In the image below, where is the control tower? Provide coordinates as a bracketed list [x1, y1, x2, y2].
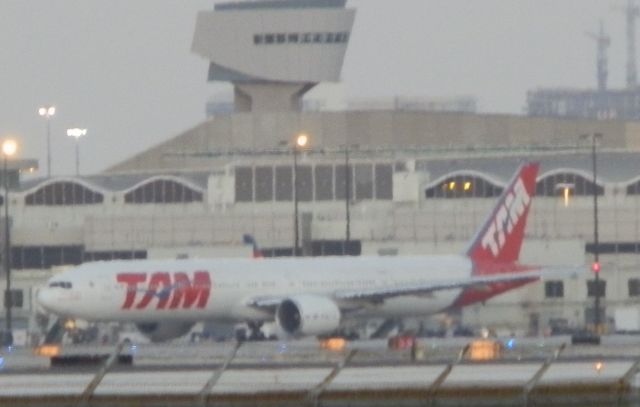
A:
[192, 0, 355, 113]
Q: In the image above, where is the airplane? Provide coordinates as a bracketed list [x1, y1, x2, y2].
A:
[37, 162, 577, 342]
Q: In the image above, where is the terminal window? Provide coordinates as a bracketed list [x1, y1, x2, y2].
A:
[236, 163, 392, 203]
[295, 166, 313, 202]
[335, 32, 349, 42]
[124, 179, 203, 204]
[585, 242, 640, 254]
[12, 245, 83, 269]
[25, 181, 104, 206]
[235, 167, 254, 202]
[253, 31, 349, 46]
[334, 164, 353, 201]
[275, 166, 293, 201]
[626, 180, 640, 195]
[375, 164, 393, 200]
[4, 289, 23, 308]
[84, 250, 147, 262]
[355, 164, 373, 200]
[629, 278, 640, 297]
[254, 166, 274, 202]
[544, 281, 564, 298]
[425, 175, 503, 199]
[587, 279, 606, 297]
[315, 165, 333, 201]
[536, 172, 604, 197]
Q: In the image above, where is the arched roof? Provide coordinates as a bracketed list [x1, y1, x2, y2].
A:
[19, 177, 107, 196]
[423, 170, 506, 190]
[536, 168, 605, 187]
[17, 173, 210, 193]
[417, 152, 640, 185]
[621, 174, 640, 188]
[120, 175, 205, 195]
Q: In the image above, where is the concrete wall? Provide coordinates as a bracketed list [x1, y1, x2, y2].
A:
[106, 111, 630, 174]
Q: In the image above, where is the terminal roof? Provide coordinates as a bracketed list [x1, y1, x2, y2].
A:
[215, 0, 346, 11]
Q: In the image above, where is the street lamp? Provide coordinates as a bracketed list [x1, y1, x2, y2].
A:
[580, 132, 603, 335]
[555, 183, 574, 208]
[344, 146, 351, 246]
[293, 133, 309, 256]
[38, 106, 56, 178]
[342, 144, 360, 254]
[66, 128, 87, 176]
[2, 139, 16, 347]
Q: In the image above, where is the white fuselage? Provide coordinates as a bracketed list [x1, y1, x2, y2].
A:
[38, 255, 472, 324]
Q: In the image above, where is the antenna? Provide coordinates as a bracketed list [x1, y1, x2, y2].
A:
[626, 0, 639, 87]
[586, 20, 611, 92]
[614, 0, 639, 88]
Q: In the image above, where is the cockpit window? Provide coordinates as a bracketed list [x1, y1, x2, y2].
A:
[48, 281, 72, 289]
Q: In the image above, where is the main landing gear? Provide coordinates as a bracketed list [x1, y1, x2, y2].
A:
[235, 322, 266, 342]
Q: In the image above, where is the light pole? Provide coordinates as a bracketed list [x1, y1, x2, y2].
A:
[38, 106, 56, 178]
[66, 128, 87, 176]
[581, 132, 603, 334]
[293, 133, 308, 257]
[2, 139, 16, 347]
[344, 146, 351, 252]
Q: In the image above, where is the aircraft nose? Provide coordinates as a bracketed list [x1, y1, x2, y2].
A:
[37, 288, 61, 314]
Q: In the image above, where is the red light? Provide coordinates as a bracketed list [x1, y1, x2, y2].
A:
[592, 262, 601, 273]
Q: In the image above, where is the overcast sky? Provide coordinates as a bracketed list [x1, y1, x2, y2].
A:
[0, 1, 627, 176]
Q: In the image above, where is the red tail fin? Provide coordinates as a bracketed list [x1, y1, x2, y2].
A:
[466, 162, 539, 268]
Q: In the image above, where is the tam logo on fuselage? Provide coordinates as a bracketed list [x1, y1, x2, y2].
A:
[116, 271, 211, 310]
[481, 178, 531, 257]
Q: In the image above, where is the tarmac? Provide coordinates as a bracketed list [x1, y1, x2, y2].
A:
[1, 336, 640, 406]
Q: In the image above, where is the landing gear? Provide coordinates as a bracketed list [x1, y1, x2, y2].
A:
[248, 322, 266, 341]
[235, 322, 266, 342]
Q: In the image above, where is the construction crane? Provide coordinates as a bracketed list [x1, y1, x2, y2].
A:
[614, 0, 639, 88]
[586, 20, 611, 92]
[625, 0, 639, 88]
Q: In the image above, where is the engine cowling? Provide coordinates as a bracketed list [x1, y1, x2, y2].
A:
[276, 294, 341, 336]
[135, 321, 195, 343]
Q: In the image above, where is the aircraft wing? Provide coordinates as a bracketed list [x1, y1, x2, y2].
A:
[246, 266, 585, 309]
[333, 266, 585, 303]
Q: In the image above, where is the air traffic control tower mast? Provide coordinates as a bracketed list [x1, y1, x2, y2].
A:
[192, 0, 355, 112]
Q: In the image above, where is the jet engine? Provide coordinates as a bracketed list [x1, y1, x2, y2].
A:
[135, 321, 195, 342]
[276, 294, 341, 336]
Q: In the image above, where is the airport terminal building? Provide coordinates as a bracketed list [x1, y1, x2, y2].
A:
[5, 0, 640, 338]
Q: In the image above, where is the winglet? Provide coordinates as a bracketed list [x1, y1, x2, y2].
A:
[466, 162, 539, 267]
